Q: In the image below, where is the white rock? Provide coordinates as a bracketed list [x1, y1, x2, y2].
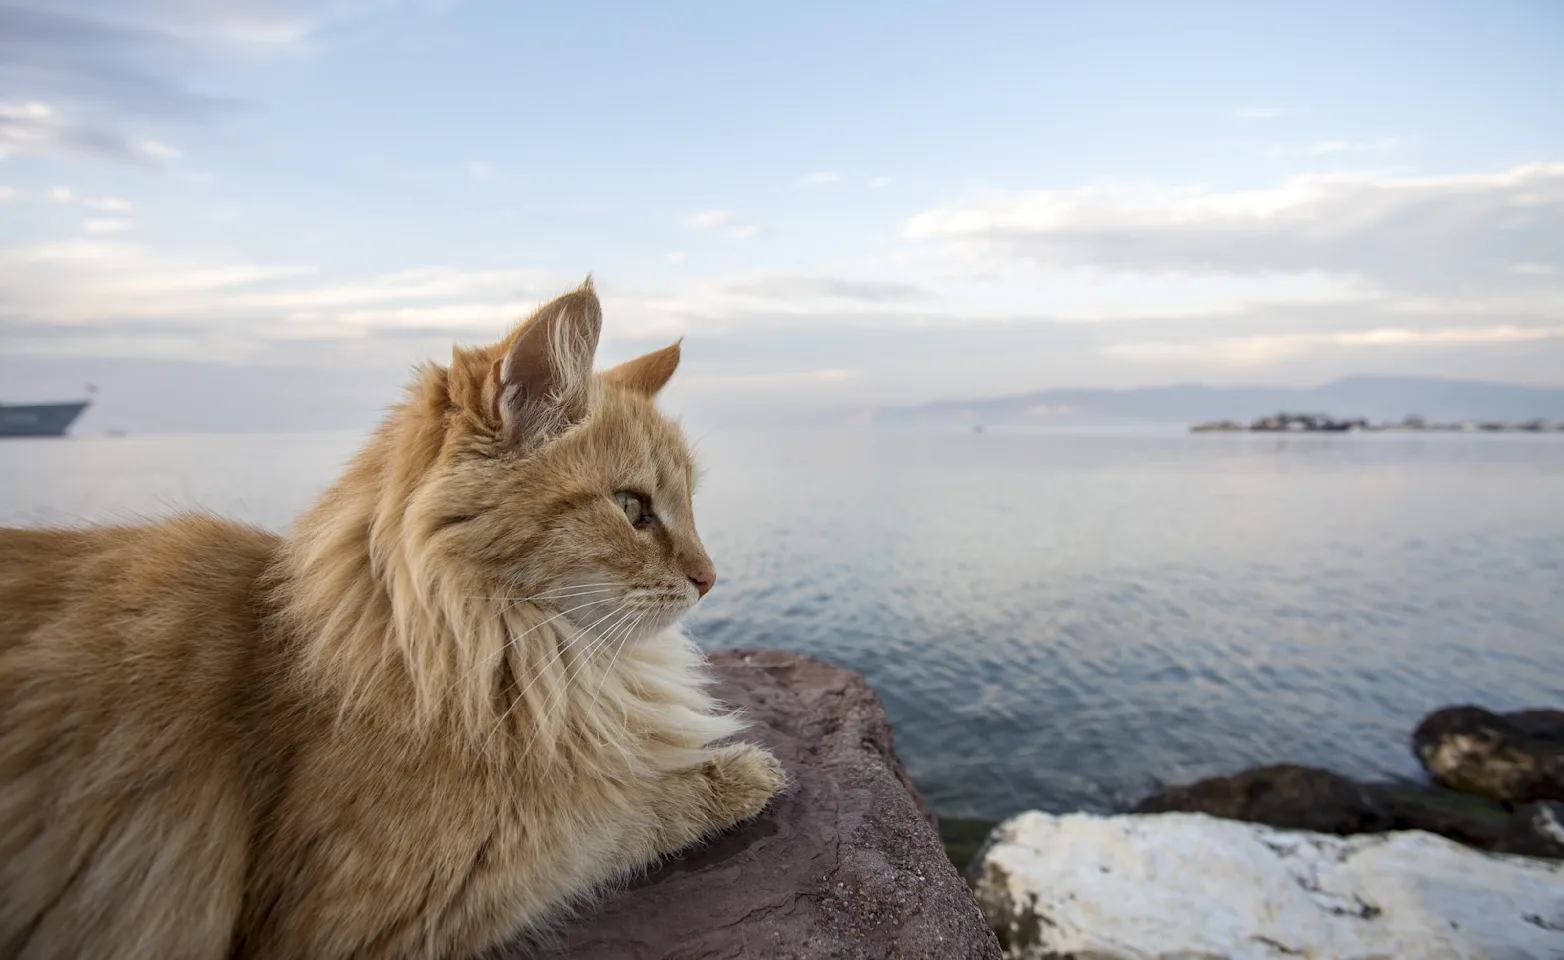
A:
[971, 811, 1564, 960]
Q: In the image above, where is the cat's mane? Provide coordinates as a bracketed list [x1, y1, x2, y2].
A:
[273, 358, 738, 768]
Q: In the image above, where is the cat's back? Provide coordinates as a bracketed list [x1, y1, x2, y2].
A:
[0, 525, 109, 644]
[0, 516, 280, 652]
[0, 516, 285, 960]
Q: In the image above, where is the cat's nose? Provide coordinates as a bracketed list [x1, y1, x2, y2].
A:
[688, 560, 717, 598]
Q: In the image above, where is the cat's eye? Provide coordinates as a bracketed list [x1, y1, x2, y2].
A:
[615, 491, 651, 528]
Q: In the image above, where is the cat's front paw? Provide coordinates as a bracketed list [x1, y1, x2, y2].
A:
[703, 742, 786, 827]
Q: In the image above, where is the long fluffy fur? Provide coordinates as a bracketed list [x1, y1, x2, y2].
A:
[0, 281, 784, 960]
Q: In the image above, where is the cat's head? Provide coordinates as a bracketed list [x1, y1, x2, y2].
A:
[415, 279, 714, 643]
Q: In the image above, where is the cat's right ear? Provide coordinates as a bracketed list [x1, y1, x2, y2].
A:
[487, 281, 602, 448]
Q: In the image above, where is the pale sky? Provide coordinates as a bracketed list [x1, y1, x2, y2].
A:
[1, 0, 1561, 430]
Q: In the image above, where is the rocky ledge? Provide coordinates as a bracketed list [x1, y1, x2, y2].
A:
[971, 811, 1564, 960]
[963, 704, 1564, 957]
[506, 648, 1000, 960]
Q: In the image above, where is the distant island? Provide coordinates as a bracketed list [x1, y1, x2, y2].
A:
[1191, 412, 1564, 433]
[872, 376, 1564, 428]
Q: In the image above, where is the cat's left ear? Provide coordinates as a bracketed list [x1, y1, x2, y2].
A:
[490, 281, 602, 446]
[603, 340, 681, 397]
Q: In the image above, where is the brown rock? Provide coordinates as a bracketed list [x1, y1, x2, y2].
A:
[1132, 763, 1564, 860]
[499, 649, 1000, 960]
[1413, 705, 1564, 804]
[1132, 763, 1394, 835]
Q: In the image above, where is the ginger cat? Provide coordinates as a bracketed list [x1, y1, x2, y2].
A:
[0, 281, 786, 960]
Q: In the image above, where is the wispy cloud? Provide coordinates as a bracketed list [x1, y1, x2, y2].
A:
[0, 1, 381, 165]
[139, 138, 181, 159]
[4, 232, 1561, 395]
[0, 186, 14, 201]
[39, 187, 138, 212]
[1233, 106, 1289, 120]
[1259, 137, 1401, 160]
[0, 7, 231, 118]
[83, 218, 131, 233]
[725, 275, 934, 304]
[465, 159, 494, 182]
[665, 251, 688, 265]
[0, 100, 185, 165]
[0, 242, 586, 357]
[1106, 323, 1564, 366]
[904, 163, 1564, 303]
[868, 176, 893, 189]
[688, 210, 733, 230]
[799, 171, 840, 186]
[1514, 262, 1557, 277]
[687, 209, 764, 239]
[0, 3, 223, 163]
[33, 0, 361, 56]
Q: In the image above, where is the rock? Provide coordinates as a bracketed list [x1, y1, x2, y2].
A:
[504, 649, 1001, 960]
[972, 810, 1564, 960]
[1133, 763, 1395, 834]
[1376, 785, 1564, 860]
[1515, 801, 1564, 857]
[1133, 763, 1564, 859]
[1414, 706, 1564, 804]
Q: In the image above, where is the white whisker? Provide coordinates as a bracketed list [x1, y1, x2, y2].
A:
[477, 600, 624, 757]
[585, 608, 645, 732]
[446, 594, 620, 697]
[511, 605, 639, 761]
[490, 601, 632, 758]
[456, 583, 622, 605]
[584, 609, 648, 767]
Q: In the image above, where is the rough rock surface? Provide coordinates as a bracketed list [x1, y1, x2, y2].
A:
[504, 648, 1000, 960]
[1134, 762, 1564, 859]
[972, 810, 1564, 960]
[1415, 705, 1564, 804]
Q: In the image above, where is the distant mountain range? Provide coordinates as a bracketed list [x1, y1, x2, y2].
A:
[872, 376, 1564, 426]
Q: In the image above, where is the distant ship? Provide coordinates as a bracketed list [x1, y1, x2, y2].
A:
[0, 400, 91, 438]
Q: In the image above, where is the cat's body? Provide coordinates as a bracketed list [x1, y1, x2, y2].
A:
[0, 282, 785, 960]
